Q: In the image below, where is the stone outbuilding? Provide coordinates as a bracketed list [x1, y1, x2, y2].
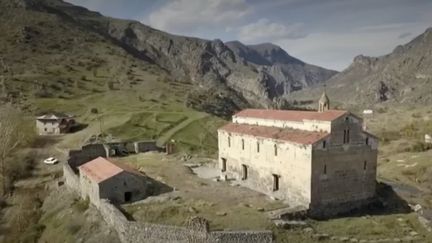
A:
[78, 157, 150, 207]
[218, 92, 379, 218]
[36, 112, 75, 135]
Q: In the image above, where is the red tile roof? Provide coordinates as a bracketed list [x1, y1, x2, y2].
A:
[78, 157, 140, 183]
[219, 123, 329, 145]
[234, 109, 348, 122]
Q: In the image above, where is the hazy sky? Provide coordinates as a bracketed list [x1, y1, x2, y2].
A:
[67, 0, 432, 71]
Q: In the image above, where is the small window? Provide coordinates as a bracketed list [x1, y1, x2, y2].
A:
[345, 117, 349, 122]
[241, 139, 245, 150]
[322, 140, 326, 149]
[44, 128, 47, 131]
[365, 137, 369, 145]
[274, 144, 278, 156]
[363, 161, 367, 170]
[228, 136, 231, 147]
[324, 164, 327, 175]
[257, 142, 260, 153]
[343, 129, 350, 144]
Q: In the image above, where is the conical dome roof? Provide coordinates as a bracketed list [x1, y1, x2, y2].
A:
[319, 91, 330, 103]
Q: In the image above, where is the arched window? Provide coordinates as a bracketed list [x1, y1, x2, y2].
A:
[324, 164, 327, 175]
[274, 144, 278, 156]
[343, 129, 350, 144]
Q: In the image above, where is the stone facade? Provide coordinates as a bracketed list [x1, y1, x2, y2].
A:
[218, 94, 378, 217]
[78, 157, 151, 207]
[36, 113, 75, 135]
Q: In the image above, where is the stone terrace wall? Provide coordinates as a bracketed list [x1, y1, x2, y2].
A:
[210, 231, 273, 243]
[98, 200, 273, 243]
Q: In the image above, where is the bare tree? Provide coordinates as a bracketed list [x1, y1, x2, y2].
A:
[0, 105, 27, 195]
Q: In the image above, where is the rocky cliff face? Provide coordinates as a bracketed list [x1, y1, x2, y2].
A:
[290, 27, 432, 108]
[31, 0, 336, 108]
[225, 41, 337, 99]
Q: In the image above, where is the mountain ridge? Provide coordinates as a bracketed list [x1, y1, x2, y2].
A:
[0, 0, 337, 114]
[289, 27, 432, 109]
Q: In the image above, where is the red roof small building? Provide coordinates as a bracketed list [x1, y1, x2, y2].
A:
[78, 157, 150, 206]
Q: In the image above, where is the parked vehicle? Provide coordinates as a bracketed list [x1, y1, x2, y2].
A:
[43, 157, 59, 165]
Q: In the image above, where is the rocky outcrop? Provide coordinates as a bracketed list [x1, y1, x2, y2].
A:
[290, 27, 432, 107]
[226, 42, 338, 99]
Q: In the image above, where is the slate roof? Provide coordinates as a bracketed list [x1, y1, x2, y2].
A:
[234, 109, 347, 122]
[219, 123, 329, 145]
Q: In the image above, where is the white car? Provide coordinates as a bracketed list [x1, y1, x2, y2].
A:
[43, 157, 59, 165]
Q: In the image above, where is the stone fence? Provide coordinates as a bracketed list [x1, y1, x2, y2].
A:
[63, 165, 273, 243]
[98, 199, 273, 243]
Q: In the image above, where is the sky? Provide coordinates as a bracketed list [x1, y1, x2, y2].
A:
[67, 0, 432, 71]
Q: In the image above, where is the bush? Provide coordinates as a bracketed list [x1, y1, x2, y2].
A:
[90, 108, 98, 114]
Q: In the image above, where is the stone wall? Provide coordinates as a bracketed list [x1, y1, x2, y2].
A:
[68, 144, 109, 172]
[134, 141, 161, 153]
[63, 164, 80, 193]
[64, 165, 273, 243]
[210, 231, 273, 243]
[218, 129, 313, 207]
[97, 200, 273, 243]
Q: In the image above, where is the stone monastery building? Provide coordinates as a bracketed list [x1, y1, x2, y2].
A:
[218, 93, 378, 217]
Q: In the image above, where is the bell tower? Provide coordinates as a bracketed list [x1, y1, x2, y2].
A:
[318, 90, 330, 112]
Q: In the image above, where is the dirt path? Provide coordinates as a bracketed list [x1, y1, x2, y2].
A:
[157, 113, 208, 145]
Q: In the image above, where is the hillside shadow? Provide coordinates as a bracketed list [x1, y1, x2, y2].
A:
[147, 176, 173, 196]
[323, 182, 411, 220]
[69, 123, 88, 133]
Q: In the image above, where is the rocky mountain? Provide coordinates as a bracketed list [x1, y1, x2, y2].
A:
[290, 27, 432, 108]
[0, 0, 337, 113]
[226, 41, 337, 98]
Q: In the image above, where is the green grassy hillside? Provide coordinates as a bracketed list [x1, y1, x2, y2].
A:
[0, 3, 228, 154]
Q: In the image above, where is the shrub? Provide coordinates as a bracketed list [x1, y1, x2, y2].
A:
[90, 108, 98, 114]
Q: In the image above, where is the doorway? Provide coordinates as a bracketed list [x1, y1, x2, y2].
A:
[272, 174, 279, 191]
[124, 191, 132, 202]
[241, 164, 248, 180]
[221, 158, 227, 172]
